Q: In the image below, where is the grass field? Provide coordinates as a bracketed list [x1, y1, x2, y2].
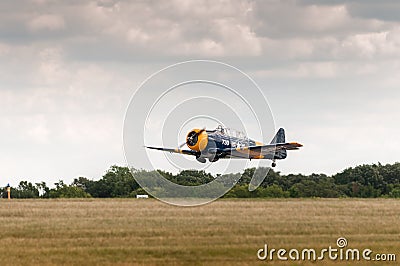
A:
[0, 198, 399, 265]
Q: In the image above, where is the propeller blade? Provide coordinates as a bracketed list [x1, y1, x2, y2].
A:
[178, 141, 187, 148]
[180, 127, 206, 148]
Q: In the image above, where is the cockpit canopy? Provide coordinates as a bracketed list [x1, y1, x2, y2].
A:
[214, 125, 247, 139]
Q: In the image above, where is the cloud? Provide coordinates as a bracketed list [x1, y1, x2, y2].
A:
[250, 1, 385, 38]
[253, 61, 339, 78]
[37, 47, 69, 84]
[341, 27, 400, 58]
[1, 0, 398, 61]
[0, 42, 10, 56]
[0, 0, 400, 181]
[299, 0, 400, 20]
[28, 14, 65, 32]
[1, 1, 263, 58]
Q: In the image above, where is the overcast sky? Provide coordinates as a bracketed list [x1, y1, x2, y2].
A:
[1, 0, 400, 186]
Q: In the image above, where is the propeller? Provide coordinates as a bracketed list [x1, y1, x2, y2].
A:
[178, 127, 206, 148]
[178, 141, 187, 149]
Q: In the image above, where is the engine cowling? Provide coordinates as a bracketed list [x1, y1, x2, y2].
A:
[186, 129, 208, 151]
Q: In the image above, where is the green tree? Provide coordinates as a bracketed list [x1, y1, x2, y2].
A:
[87, 166, 139, 197]
[49, 180, 91, 198]
[174, 170, 214, 186]
[14, 181, 39, 198]
[224, 185, 252, 198]
[389, 187, 400, 198]
[257, 184, 289, 198]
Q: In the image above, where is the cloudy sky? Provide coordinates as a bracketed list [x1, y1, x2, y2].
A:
[1, 0, 400, 186]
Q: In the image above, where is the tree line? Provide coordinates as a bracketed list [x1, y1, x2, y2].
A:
[2, 163, 400, 199]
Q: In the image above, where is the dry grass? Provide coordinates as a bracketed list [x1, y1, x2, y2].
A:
[0, 198, 399, 265]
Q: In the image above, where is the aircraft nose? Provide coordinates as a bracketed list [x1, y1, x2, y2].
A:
[186, 131, 198, 147]
[186, 129, 208, 151]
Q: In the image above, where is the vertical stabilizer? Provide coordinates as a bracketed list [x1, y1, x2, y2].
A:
[270, 128, 287, 159]
[270, 128, 285, 144]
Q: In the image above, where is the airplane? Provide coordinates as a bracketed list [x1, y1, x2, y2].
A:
[146, 125, 302, 167]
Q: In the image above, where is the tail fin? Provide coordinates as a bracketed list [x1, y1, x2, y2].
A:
[270, 128, 285, 144]
[270, 128, 287, 159]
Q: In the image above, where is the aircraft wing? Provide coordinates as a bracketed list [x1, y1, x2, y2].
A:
[223, 142, 303, 158]
[145, 146, 198, 156]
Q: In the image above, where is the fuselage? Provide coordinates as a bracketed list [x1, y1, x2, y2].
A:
[145, 125, 301, 166]
[186, 128, 264, 162]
